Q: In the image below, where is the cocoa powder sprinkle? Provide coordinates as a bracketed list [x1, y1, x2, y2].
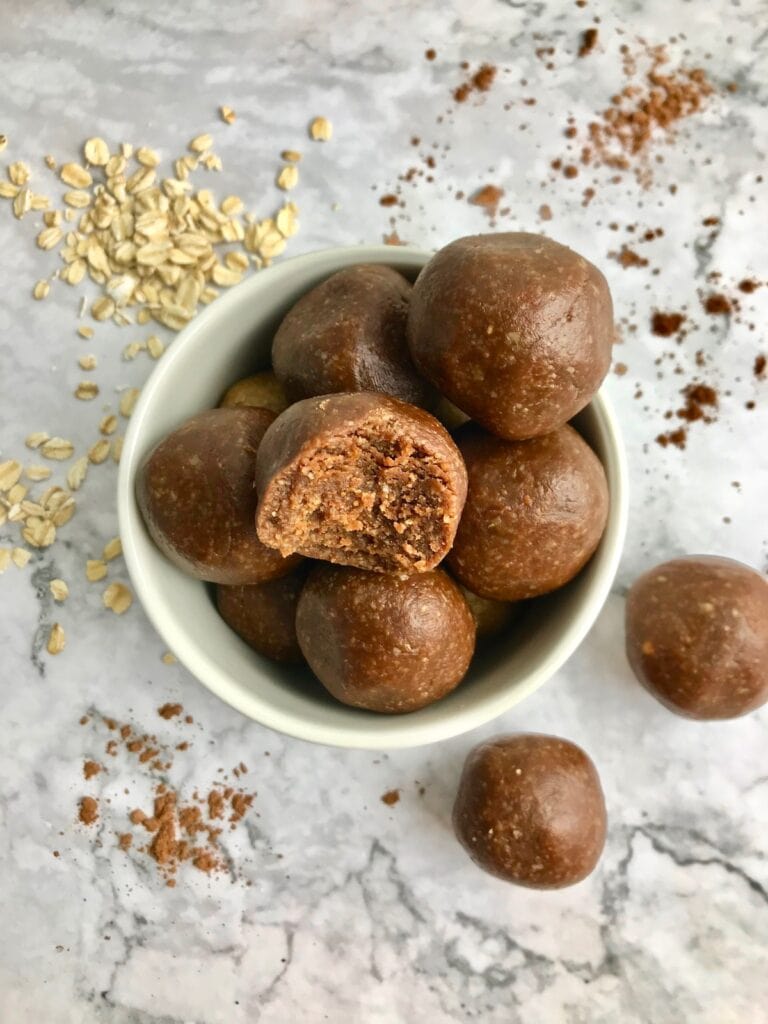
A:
[78, 796, 99, 826]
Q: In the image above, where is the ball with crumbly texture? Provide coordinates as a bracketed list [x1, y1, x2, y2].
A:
[448, 423, 608, 601]
[626, 556, 768, 719]
[219, 371, 290, 415]
[255, 392, 467, 574]
[217, 565, 308, 663]
[272, 264, 433, 408]
[137, 407, 300, 584]
[407, 233, 613, 439]
[296, 564, 476, 713]
[453, 734, 607, 888]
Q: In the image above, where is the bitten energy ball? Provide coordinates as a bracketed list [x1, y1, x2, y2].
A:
[216, 565, 307, 663]
[408, 233, 613, 439]
[219, 371, 290, 416]
[272, 264, 432, 407]
[256, 392, 467, 574]
[453, 734, 607, 888]
[626, 556, 768, 719]
[137, 408, 300, 584]
[296, 564, 475, 712]
[448, 423, 608, 601]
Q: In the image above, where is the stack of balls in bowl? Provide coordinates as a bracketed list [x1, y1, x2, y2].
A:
[138, 234, 768, 889]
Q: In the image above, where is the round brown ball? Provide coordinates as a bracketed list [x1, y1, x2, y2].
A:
[137, 407, 300, 584]
[272, 264, 432, 407]
[216, 566, 308, 663]
[453, 734, 607, 888]
[296, 564, 476, 713]
[625, 556, 768, 719]
[407, 233, 613, 439]
[219, 371, 290, 415]
[447, 423, 608, 601]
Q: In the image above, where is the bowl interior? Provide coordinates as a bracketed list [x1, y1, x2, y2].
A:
[119, 246, 627, 749]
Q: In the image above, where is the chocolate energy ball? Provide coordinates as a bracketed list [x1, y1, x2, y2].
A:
[255, 392, 467, 574]
[272, 264, 432, 408]
[216, 566, 307, 663]
[296, 564, 476, 713]
[137, 407, 300, 584]
[626, 556, 768, 719]
[219, 371, 290, 416]
[458, 584, 518, 640]
[407, 233, 613, 439]
[453, 734, 607, 888]
[447, 423, 608, 601]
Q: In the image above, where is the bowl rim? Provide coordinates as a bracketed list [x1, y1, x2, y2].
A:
[118, 244, 629, 750]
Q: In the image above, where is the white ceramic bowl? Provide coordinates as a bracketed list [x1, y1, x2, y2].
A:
[118, 245, 628, 749]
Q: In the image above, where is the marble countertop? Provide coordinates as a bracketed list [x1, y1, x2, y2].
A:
[1, 1, 766, 1021]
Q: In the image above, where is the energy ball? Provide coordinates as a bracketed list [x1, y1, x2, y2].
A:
[137, 408, 300, 584]
[216, 565, 308, 663]
[296, 564, 476, 713]
[272, 264, 432, 408]
[453, 734, 607, 888]
[255, 392, 467, 574]
[447, 423, 608, 601]
[458, 584, 518, 640]
[219, 371, 290, 416]
[625, 556, 768, 719]
[407, 233, 613, 439]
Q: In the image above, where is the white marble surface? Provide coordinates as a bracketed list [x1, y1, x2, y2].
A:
[1, 1, 767, 1021]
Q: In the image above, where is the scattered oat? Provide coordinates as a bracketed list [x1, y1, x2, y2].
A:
[33, 279, 50, 300]
[189, 133, 213, 154]
[103, 582, 133, 614]
[122, 340, 145, 360]
[219, 105, 236, 125]
[23, 518, 56, 548]
[91, 296, 115, 321]
[50, 579, 69, 602]
[162, 651, 177, 665]
[88, 439, 111, 464]
[66, 456, 89, 491]
[83, 137, 110, 166]
[78, 353, 97, 371]
[12, 547, 31, 568]
[74, 380, 99, 401]
[136, 146, 160, 168]
[9, 161, 30, 186]
[60, 163, 92, 188]
[103, 537, 122, 562]
[12, 188, 31, 219]
[86, 559, 108, 582]
[146, 335, 165, 359]
[0, 549, 10, 574]
[25, 464, 51, 482]
[0, 460, 23, 491]
[111, 436, 124, 463]
[276, 165, 299, 190]
[0, 134, 7, 153]
[99, 414, 118, 436]
[119, 387, 140, 417]
[26, 432, 50, 450]
[36, 226, 63, 251]
[47, 623, 66, 655]
[309, 116, 333, 141]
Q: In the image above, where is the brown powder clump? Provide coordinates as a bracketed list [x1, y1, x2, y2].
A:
[381, 789, 401, 806]
[575, 44, 712, 184]
[469, 185, 504, 218]
[118, 833, 133, 851]
[83, 760, 102, 780]
[704, 293, 731, 315]
[208, 790, 225, 820]
[453, 62, 497, 103]
[78, 796, 99, 826]
[656, 427, 688, 450]
[651, 311, 685, 336]
[612, 245, 648, 269]
[755, 354, 766, 378]
[379, 194, 398, 207]
[158, 703, 183, 720]
[579, 28, 599, 57]
[677, 383, 718, 422]
[538, 204, 553, 221]
[739, 279, 760, 294]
